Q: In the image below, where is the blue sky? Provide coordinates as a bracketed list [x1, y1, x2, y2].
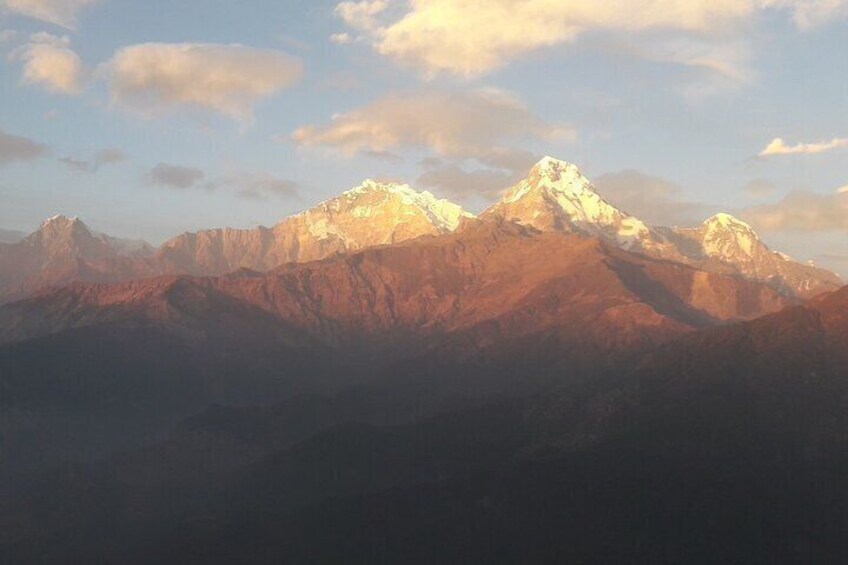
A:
[0, 0, 846, 274]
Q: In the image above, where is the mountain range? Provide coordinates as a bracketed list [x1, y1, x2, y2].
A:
[1, 156, 847, 563]
[3, 249, 848, 563]
[0, 157, 839, 305]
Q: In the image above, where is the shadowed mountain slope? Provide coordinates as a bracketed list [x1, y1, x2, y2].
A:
[4, 286, 848, 564]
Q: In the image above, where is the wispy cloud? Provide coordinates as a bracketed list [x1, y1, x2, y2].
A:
[209, 172, 299, 200]
[3, 0, 99, 30]
[146, 164, 299, 200]
[759, 136, 848, 156]
[59, 147, 126, 172]
[741, 186, 848, 232]
[0, 127, 48, 164]
[148, 163, 205, 189]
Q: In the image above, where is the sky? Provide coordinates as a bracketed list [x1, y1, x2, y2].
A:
[0, 0, 846, 274]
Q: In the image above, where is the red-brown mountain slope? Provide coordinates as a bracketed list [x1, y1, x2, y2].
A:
[0, 221, 792, 363]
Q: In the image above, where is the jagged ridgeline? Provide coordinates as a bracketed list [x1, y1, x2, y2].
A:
[0, 157, 839, 304]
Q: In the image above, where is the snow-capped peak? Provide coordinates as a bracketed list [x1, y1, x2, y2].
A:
[500, 158, 594, 206]
[293, 179, 473, 239]
[33, 215, 91, 242]
[528, 157, 595, 195]
[343, 178, 409, 197]
[702, 213, 756, 233]
[337, 179, 473, 232]
[41, 214, 81, 227]
[483, 156, 672, 253]
[698, 213, 762, 261]
[532, 156, 582, 175]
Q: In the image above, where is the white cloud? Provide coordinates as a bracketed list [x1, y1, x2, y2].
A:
[334, 0, 387, 31]
[742, 188, 848, 232]
[292, 88, 573, 161]
[3, 0, 99, 30]
[330, 32, 353, 44]
[338, 0, 760, 78]
[0, 127, 48, 164]
[14, 33, 85, 94]
[759, 137, 848, 156]
[336, 0, 847, 81]
[101, 43, 303, 122]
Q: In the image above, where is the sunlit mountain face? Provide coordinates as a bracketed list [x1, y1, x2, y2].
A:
[2, 1, 848, 563]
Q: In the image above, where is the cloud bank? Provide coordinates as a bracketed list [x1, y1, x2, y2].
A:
[292, 88, 571, 161]
[343, 0, 757, 77]
[593, 170, 715, 227]
[334, 0, 847, 82]
[742, 187, 848, 232]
